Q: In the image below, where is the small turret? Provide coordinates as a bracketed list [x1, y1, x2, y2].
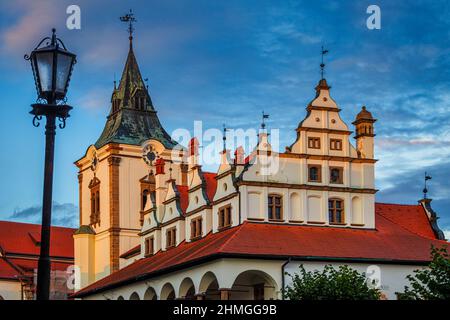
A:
[353, 106, 376, 158]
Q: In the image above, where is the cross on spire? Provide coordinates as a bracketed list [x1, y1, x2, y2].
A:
[320, 46, 329, 80]
[120, 9, 137, 49]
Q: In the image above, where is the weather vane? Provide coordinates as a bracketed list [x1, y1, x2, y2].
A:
[261, 111, 269, 130]
[222, 124, 229, 151]
[120, 9, 137, 46]
[320, 46, 329, 80]
[423, 172, 432, 199]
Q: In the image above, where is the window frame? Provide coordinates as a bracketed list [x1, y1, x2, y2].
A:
[268, 194, 283, 221]
[190, 217, 203, 240]
[89, 178, 101, 226]
[308, 137, 321, 149]
[328, 198, 345, 224]
[308, 164, 322, 182]
[144, 236, 154, 256]
[329, 166, 344, 184]
[330, 138, 343, 151]
[166, 227, 177, 249]
[218, 205, 232, 230]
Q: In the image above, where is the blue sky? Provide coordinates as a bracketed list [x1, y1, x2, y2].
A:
[0, 0, 449, 235]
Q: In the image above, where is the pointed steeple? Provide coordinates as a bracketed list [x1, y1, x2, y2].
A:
[111, 46, 154, 112]
[94, 16, 177, 150]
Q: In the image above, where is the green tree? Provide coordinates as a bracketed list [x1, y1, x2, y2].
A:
[284, 264, 381, 300]
[397, 246, 450, 300]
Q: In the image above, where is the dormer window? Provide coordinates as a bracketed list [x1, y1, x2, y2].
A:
[190, 217, 203, 240]
[218, 205, 232, 230]
[132, 91, 147, 110]
[308, 165, 322, 182]
[166, 228, 176, 249]
[144, 237, 154, 256]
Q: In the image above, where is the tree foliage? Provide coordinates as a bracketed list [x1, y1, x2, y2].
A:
[284, 264, 381, 300]
[397, 246, 450, 300]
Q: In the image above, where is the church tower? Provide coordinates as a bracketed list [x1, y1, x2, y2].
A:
[73, 21, 177, 288]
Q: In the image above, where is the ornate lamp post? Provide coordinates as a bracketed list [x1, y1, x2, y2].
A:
[25, 28, 76, 300]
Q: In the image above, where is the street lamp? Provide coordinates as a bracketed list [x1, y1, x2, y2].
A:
[25, 28, 76, 300]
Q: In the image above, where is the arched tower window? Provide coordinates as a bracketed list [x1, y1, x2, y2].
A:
[89, 177, 101, 226]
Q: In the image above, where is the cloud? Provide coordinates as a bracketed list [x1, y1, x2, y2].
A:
[443, 229, 450, 240]
[74, 86, 111, 112]
[1, 1, 63, 57]
[376, 160, 450, 229]
[9, 202, 78, 228]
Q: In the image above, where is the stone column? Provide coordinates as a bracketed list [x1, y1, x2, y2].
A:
[108, 156, 121, 273]
[219, 288, 231, 300]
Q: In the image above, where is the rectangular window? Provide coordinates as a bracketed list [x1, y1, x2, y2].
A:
[166, 228, 176, 248]
[268, 194, 283, 220]
[190, 217, 203, 240]
[308, 164, 322, 182]
[145, 237, 154, 256]
[330, 139, 342, 151]
[329, 199, 345, 224]
[218, 205, 232, 230]
[329, 167, 344, 184]
[308, 137, 321, 149]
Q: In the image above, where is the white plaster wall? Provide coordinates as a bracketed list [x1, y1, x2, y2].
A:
[0, 280, 22, 300]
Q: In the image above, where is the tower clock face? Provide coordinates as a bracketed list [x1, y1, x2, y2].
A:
[142, 144, 158, 166]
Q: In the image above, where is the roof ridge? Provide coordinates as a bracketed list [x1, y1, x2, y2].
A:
[0, 220, 76, 231]
[217, 223, 246, 253]
[376, 202, 420, 207]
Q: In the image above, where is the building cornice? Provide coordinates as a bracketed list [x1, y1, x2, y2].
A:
[279, 152, 377, 163]
[236, 180, 378, 194]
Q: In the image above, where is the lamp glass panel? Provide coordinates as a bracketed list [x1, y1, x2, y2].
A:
[35, 51, 53, 93]
[55, 53, 73, 94]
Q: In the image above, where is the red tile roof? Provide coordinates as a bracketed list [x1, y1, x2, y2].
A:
[375, 203, 436, 239]
[203, 172, 217, 202]
[177, 185, 189, 214]
[72, 203, 448, 298]
[0, 221, 75, 258]
[0, 258, 20, 280]
[120, 245, 141, 259]
[0, 221, 75, 281]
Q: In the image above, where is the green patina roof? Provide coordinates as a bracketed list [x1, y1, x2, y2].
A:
[95, 43, 177, 149]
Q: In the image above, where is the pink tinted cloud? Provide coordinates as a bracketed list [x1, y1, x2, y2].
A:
[1, 0, 64, 57]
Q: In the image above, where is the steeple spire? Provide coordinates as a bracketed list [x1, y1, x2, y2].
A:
[94, 12, 177, 150]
